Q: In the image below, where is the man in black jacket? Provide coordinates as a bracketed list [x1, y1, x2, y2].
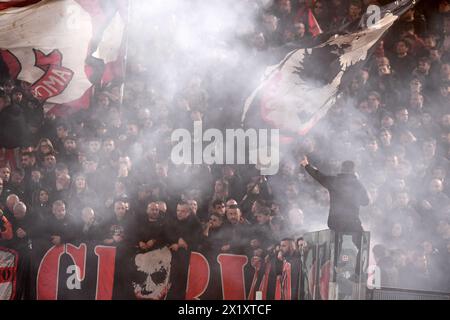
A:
[300, 157, 369, 233]
[301, 157, 370, 280]
[41, 200, 77, 246]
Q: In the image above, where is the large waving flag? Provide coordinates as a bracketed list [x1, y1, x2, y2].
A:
[242, 0, 419, 140]
[0, 0, 128, 114]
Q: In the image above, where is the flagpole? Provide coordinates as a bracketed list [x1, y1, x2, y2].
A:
[120, 0, 133, 108]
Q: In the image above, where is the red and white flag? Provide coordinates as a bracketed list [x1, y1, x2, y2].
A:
[0, 0, 128, 113]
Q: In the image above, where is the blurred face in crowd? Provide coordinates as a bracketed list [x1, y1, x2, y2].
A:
[288, 208, 304, 226]
[379, 130, 392, 146]
[410, 79, 422, 93]
[83, 159, 98, 173]
[21, 154, 34, 168]
[294, 22, 305, 38]
[39, 190, 49, 204]
[127, 123, 139, 137]
[52, 202, 66, 220]
[146, 202, 160, 221]
[381, 114, 394, 128]
[410, 93, 423, 109]
[349, 3, 362, 20]
[44, 154, 56, 169]
[11, 171, 24, 185]
[155, 162, 168, 177]
[396, 109, 409, 123]
[278, 0, 291, 14]
[226, 199, 238, 209]
[286, 183, 299, 199]
[223, 166, 235, 178]
[13, 203, 26, 220]
[88, 140, 101, 154]
[97, 94, 110, 108]
[280, 239, 295, 257]
[422, 241, 434, 255]
[209, 214, 223, 229]
[103, 139, 115, 153]
[6, 194, 19, 211]
[418, 60, 431, 74]
[64, 139, 77, 152]
[395, 192, 409, 208]
[378, 64, 391, 75]
[367, 94, 380, 110]
[157, 201, 167, 214]
[39, 140, 52, 154]
[12, 91, 23, 103]
[422, 140, 436, 157]
[396, 41, 408, 56]
[255, 212, 270, 225]
[441, 63, 450, 80]
[114, 201, 127, 219]
[0, 167, 11, 182]
[213, 202, 226, 216]
[75, 176, 86, 190]
[429, 49, 441, 62]
[385, 155, 399, 170]
[0, 178, 3, 194]
[176, 203, 191, 221]
[56, 126, 68, 139]
[81, 208, 95, 225]
[226, 207, 241, 225]
[439, 0, 450, 13]
[366, 139, 378, 153]
[429, 179, 443, 194]
[187, 199, 198, 215]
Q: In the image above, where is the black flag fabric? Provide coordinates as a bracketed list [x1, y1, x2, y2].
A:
[242, 0, 420, 140]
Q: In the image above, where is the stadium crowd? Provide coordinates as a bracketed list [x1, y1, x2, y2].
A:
[0, 0, 449, 294]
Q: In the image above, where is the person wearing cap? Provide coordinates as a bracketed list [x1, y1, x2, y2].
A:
[300, 156, 369, 233]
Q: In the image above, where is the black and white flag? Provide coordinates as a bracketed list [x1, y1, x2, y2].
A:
[242, 0, 419, 140]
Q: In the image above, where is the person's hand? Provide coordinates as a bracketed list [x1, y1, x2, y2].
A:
[277, 250, 283, 261]
[146, 239, 156, 249]
[51, 235, 61, 246]
[178, 238, 188, 250]
[139, 241, 148, 250]
[105, 198, 113, 208]
[104, 238, 114, 245]
[221, 244, 231, 252]
[113, 234, 123, 243]
[250, 239, 260, 248]
[16, 228, 27, 239]
[299, 156, 309, 167]
[169, 243, 179, 252]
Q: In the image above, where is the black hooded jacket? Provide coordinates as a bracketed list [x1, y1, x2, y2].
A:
[305, 164, 369, 232]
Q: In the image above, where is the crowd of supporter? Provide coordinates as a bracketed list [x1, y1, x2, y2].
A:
[0, 0, 449, 295]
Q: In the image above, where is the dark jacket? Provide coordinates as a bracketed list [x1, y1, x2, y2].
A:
[164, 214, 203, 251]
[40, 214, 77, 244]
[0, 104, 31, 148]
[305, 164, 369, 232]
[136, 217, 167, 249]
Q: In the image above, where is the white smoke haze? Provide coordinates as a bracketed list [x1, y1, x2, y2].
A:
[121, 0, 450, 293]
